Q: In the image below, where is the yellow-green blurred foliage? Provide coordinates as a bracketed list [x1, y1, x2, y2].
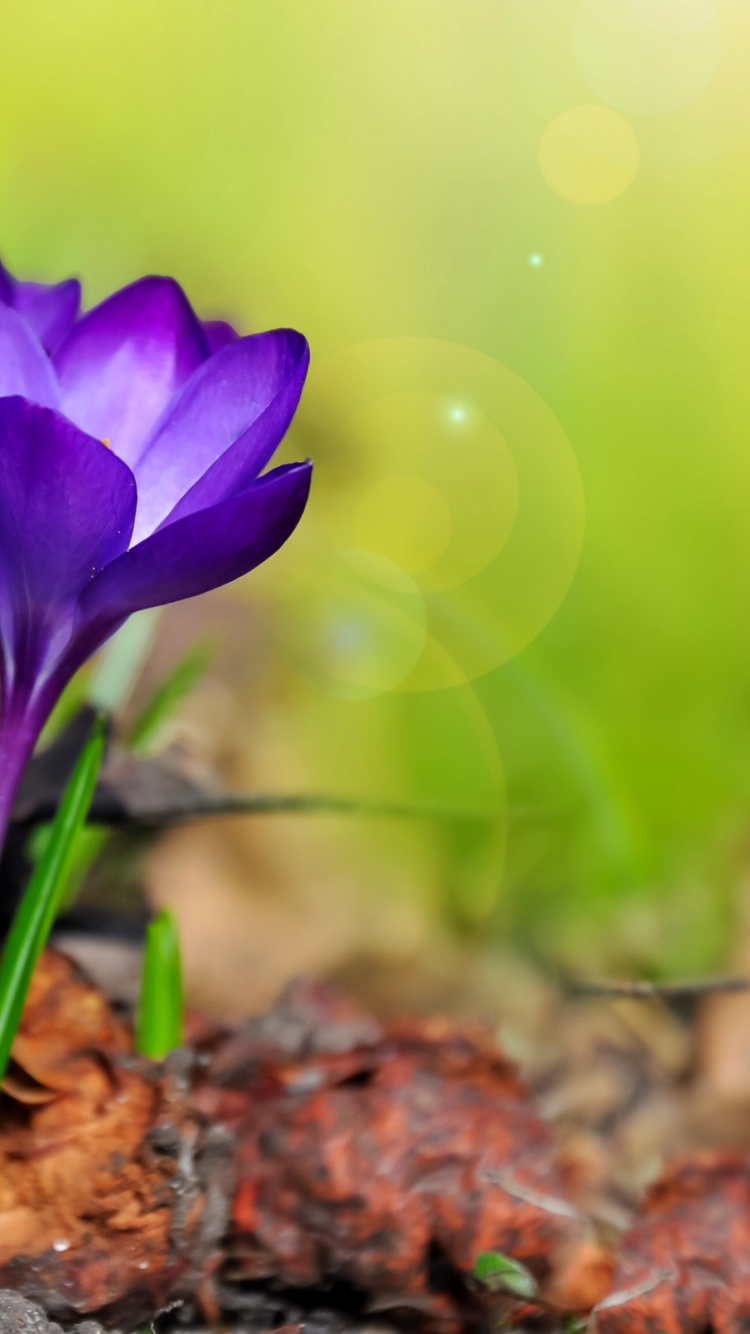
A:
[3, 0, 750, 982]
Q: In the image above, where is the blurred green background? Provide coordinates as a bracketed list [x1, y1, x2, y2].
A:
[3, 0, 750, 998]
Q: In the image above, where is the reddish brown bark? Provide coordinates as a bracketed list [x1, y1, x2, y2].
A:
[195, 981, 610, 1327]
[595, 1153, 750, 1334]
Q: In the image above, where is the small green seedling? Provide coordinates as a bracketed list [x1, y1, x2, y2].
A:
[0, 716, 105, 1082]
[473, 1251, 539, 1300]
[136, 909, 184, 1059]
[27, 640, 214, 916]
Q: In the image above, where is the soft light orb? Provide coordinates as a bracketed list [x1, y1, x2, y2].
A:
[539, 104, 639, 206]
[287, 339, 584, 691]
[351, 474, 453, 575]
[280, 549, 428, 699]
[627, 0, 719, 33]
[327, 390, 519, 594]
[573, 0, 722, 115]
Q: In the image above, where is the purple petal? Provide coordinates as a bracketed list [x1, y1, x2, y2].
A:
[0, 397, 136, 698]
[79, 461, 311, 625]
[131, 329, 309, 542]
[0, 306, 60, 408]
[203, 319, 239, 354]
[0, 261, 13, 305]
[12, 277, 81, 353]
[159, 367, 311, 540]
[54, 276, 208, 467]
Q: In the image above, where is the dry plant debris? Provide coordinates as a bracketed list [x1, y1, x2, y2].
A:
[7, 952, 750, 1333]
[0, 951, 231, 1330]
[194, 980, 610, 1327]
[0, 1288, 106, 1332]
[594, 1153, 750, 1334]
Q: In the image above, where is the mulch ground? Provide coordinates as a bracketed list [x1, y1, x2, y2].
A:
[1, 948, 750, 1334]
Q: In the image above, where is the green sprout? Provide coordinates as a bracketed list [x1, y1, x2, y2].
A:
[136, 909, 184, 1059]
[26, 638, 214, 915]
[0, 716, 105, 1082]
[473, 1251, 539, 1300]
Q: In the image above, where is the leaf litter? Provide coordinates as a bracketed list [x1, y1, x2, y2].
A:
[1, 949, 750, 1333]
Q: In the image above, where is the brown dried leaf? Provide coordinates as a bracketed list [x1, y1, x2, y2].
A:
[0, 950, 231, 1330]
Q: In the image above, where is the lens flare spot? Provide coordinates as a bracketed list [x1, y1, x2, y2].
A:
[290, 339, 583, 691]
[350, 474, 453, 575]
[324, 390, 519, 593]
[539, 105, 639, 206]
[281, 549, 428, 699]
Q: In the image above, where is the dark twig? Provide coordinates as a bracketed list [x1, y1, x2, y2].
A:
[11, 707, 553, 831]
[571, 976, 750, 1000]
[8, 711, 524, 830]
[99, 786, 498, 828]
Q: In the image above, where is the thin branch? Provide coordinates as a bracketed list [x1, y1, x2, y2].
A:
[571, 976, 750, 1000]
[112, 788, 498, 828]
[11, 709, 549, 830]
[485, 1169, 583, 1221]
[592, 1268, 675, 1314]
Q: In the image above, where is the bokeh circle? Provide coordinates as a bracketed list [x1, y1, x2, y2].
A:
[507, 0, 748, 169]
[539, 105, 640, 205]
[278, 339, 584, 694]
[626, 0, 720, 34]
[573, 0, 722, 115]
[278, 549, 428, 700]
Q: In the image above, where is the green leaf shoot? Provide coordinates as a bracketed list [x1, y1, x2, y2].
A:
[136, 909, 184, 1059]
[0, 715, 105, 1082]
[473, 1250, 538, 1299]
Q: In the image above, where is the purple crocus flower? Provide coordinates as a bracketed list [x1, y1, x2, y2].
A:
[0, 274, 311, 841]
